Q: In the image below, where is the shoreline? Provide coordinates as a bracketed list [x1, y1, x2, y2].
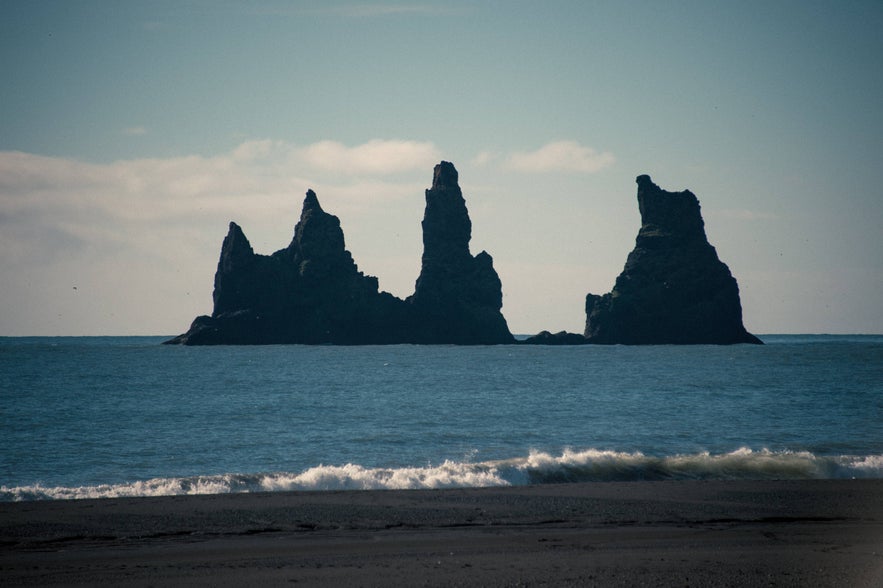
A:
[3, 479, 882, 586]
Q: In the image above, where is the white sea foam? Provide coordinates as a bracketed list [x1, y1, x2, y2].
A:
[3, 448, 882, 501]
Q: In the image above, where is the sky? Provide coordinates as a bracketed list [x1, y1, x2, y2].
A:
[1, 0, 882, 336]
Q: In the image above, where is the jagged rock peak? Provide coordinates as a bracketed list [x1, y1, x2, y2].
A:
[421, 161, 471, 260]
[296, 189, 327, 231]
[212, 221, 256, 316]
[225, 220, 248, 241]
[635, 174, 705, 242]
[303, 188, 323, 213]
[219, 222, 254, 266]
[432, 160, 459, 190]
[288, 188, 347, 262]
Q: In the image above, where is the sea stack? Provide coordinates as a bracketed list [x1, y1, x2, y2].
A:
[584, 175, 762, 345]
[166, 190, 406, 345]
[165, 162, 513, 345]
[407, 162, 514, 344]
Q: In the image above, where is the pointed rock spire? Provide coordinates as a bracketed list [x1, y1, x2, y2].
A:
[288, 189, 347, 267]
[410, 161, 513, 344]
[212, 222, 257, 315]
[432, 160, 459, 190]
[419, 161, 472, 263]
[303, 188, 322, 211]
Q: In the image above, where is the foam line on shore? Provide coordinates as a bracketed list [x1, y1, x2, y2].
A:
[4, 447, 881, 501]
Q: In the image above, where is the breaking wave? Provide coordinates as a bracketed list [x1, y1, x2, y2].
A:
[3, 448, 881, 501]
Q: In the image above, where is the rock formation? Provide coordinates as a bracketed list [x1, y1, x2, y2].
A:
[522, 330, 588, 345]
[584, 175, 762, 345]
[165, 190, 408, 345]
[406, 162, 514, 344]
[165, 162, 513, 345]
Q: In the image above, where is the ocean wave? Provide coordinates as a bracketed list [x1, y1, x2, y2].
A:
[3, 448, 881, 501]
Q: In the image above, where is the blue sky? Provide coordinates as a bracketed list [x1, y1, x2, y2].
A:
[2, 0, 881, 335]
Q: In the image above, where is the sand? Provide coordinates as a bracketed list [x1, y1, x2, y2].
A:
[2, 480, 882, 586]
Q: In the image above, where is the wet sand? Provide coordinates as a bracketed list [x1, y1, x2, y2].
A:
[2, 480, 882, 586]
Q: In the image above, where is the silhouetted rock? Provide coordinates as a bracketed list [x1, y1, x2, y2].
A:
[584, 175, 762, 345]
[406, 162, 514, 344]
[166, 190, 410, 345]
[522, 330, 587, 345]
[166, 163, 513, 345]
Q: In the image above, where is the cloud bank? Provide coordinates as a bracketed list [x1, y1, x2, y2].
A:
[506, 141, 615, 173]
[299, 139, 442, 175]
[0, 139, 442, 259]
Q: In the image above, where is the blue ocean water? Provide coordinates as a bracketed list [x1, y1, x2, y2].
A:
[1, 335, 881, 500]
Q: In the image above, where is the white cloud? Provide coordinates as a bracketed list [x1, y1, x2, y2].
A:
[230, 139, 283, 162]
[0, 139, 448, 334]
[0, 138, 441, 232]
[471, 150, 498, 167]
[122, 126, 148, 136]
[505, 141, 615, 174]
[299, 139, 442, 175]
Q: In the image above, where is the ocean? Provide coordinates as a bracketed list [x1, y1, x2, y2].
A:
[1, 335, 881, 501]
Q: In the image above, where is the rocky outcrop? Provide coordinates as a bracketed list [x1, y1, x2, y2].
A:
[522, 330, 588, 345]
[406, 162, 514, 344]
[166, 190, 409, 345]
[166, 162, 513, 345]
[584, 175, 762, 345]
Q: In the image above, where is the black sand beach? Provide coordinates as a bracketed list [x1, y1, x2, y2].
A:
[2, 480, 882, 586]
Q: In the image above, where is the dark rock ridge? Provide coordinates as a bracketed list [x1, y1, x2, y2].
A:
[522, 330, 588, 345]
[583, 175, 762, 345]
[165, 162, 514, 345]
